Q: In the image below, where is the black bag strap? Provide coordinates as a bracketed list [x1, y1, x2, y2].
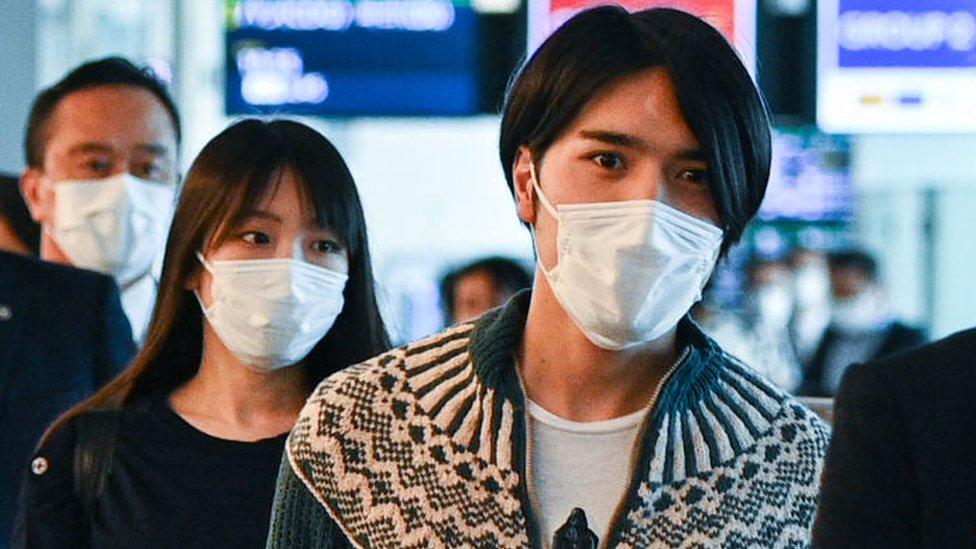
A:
[73, 410, 122, 528]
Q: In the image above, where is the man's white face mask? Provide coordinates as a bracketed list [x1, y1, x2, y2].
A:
[48, 172, 175, 286]
[529, 163, 724, 350]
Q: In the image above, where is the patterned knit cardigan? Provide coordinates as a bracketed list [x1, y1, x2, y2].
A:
[267, 292, 830, 548]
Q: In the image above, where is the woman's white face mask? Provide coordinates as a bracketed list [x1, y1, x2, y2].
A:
[195, 252, 348, 372]
[529, 163, 724, 350]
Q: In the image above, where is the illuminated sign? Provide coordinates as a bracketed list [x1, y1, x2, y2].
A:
[225, 0, 522, 116]
[818, 0, 976, 133]
[758, 129, 852, 222]
[527, 0, 756, 70]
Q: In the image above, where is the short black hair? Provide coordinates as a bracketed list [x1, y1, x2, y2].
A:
[499, 6, 771, 254]
[440, 256, 532, 319]
[24, 56, 182, 168]
[828, 249, 878, 281]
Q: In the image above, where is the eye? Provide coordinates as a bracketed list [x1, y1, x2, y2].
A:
[85, 158, 113, 175]
[590, 152, 625, 170]
[311, 239, 342, 254]
[134, 161, 167, 180]
[241, 231, 271, 245]
[677, 169, 710, 186]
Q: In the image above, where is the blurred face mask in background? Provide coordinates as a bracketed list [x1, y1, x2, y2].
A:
[48, 173, 175, 286]
[753, 282, 795, 327]
[195, 252, 348, 371]
[793, 263, 831, 309]
[831, 287, 890, 332]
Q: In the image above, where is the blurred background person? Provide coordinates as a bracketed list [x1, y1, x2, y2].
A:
[19, 57, 181, 343]
[799, 249, 926, 397]
[740, 256, 804, 391]
[12, 119, 389, 548]
[0, 174, 39, 256]
[439, 255, 531, 325]
[788, 247, 832, 367]
[699, 256, 803, 392]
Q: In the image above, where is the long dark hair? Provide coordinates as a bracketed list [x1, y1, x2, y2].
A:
[48, 119, 389, 435]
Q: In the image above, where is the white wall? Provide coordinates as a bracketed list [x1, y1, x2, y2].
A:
[852, 134, 976, 338]
[0, 1, 36, 173]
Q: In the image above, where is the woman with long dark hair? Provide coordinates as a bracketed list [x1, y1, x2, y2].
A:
[12, 119, 389, 548]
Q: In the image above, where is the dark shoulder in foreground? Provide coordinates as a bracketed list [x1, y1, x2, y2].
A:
[9, 411, 85, 547]
[0, 249, 115, 295]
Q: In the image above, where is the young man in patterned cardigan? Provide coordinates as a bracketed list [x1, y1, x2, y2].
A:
[268, 7, 829, 548]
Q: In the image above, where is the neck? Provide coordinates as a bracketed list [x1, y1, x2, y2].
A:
[518, 274, 680, 422]
[39, 232, 70, 265]
[169, 327, 309, 441]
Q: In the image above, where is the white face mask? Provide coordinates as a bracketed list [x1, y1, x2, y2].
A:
[793, 264, 830, 309]
[196, 252, 348, 372]
[49, 173, 175, 286]
[530, 164, 723, 350]
[753, 283, 795, 327]
[831, 288, 890, 333]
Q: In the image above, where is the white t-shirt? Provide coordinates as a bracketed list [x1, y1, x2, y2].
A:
[121, 274, 156, 344]
[526, 399, 649, 545]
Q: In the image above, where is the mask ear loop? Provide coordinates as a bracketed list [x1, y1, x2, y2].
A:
[193, 251, 217, 314]
[527, 162, 560, 281]
[529, 162, 559, 220]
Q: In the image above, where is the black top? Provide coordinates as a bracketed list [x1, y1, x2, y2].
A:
[813, 327, 976, 548]
[0, 251, 134, 547]
[11, 393, 288, 548]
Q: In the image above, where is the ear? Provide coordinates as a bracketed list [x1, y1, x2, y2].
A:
[512, 146, 537, 225]
[184, 252, 206, 292]
[19, 168, 50, 223]
[183, 266, 200, 291]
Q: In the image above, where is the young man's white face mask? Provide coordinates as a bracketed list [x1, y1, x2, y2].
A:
[48, 172, 175, 286]
[530, 163, 723, 350]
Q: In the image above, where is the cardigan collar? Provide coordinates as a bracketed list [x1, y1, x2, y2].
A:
[466, 289, 787, 488]
[467, 289, 728, 415]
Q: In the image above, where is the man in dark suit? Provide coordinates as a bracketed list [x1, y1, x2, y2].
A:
[0, 250, 134, 544]
[800, 249, 925, 396]
[813, 328, 976, 546]
[18, 57, 181, 343]
[1, 55, 180, 546]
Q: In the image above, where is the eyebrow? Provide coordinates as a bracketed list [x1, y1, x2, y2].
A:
[578, 130, 708, 163]
[67, 143, 113, 156]
[135, 143, 172, 156]
[240, 209, 283, 224]
[579, 130, 649, 151]
[67, 142, 172, 157]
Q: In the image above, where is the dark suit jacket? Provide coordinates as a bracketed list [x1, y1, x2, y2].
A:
[800, 322, 926, 397]
[813, 328, 976, 548]
[0, 251, 135, 546]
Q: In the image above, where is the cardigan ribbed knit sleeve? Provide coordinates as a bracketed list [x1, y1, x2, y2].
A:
[266, 454, 352, 549]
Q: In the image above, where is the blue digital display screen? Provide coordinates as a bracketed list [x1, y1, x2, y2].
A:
[225, 0, 484, 116]
[758, 129, 853, 222]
